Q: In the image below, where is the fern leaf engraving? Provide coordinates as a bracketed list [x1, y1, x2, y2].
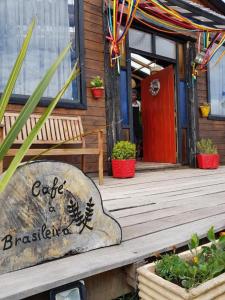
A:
[66, 190, 95, 234]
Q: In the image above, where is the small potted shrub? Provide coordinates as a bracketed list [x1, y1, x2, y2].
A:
[138, 227, 225, 300]
[90, 76, 104, 99]
[199, 102, 210, 118]
[196, 138, 219, 169]
[112, 141, 136, 178]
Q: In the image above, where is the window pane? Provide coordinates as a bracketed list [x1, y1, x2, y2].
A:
[0, 0, 79, 102]
[209, 46, 225, 116]
[155, 36, 176, 59]
[129, 29, 152, 53]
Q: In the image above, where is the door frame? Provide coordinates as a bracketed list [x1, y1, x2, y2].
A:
[127, 45, 181, 163]
[103, 13, 198, 174]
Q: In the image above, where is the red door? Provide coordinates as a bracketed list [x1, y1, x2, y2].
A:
[141, 65, 176, 163]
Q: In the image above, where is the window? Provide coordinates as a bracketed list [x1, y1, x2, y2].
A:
[155, 36, 176, 59]
[208, 46, 225, 117]
[129, 29, 152, 53]
[0, 0, 85, 108]
[129, 28, 177, 60]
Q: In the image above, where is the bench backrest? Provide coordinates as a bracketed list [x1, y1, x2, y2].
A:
[3, 112, 84, 145]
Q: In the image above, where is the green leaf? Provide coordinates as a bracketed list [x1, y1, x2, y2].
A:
[0, 19, 35, 124]
[188, 233, 199, 250]
[0, 63, 79, 193]
[211, 265, 224, 277]
[207, 226, 215, 242]
[0, 43, 71, 162]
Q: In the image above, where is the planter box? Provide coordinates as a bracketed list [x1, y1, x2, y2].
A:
[137, 246, 225, 300]
[197, 154, 219, 169]
[112, 159, 136, 178]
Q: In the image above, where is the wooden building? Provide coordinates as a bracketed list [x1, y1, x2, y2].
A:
[0, 2, 225, 299]
[2, 0, 225, 174]
[104, 0, 225, 171]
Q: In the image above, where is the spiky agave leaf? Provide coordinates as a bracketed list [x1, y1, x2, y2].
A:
[0, 63, 79, 193]
[0, 43, 71, 162]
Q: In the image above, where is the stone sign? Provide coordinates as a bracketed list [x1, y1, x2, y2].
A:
[0, 161, 122, 275]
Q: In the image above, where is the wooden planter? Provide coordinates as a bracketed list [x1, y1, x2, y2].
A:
[137, 247, 225, 300]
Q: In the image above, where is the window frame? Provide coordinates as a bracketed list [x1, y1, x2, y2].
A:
[5, 0, 86, 110]
[208, 45, 225, 121]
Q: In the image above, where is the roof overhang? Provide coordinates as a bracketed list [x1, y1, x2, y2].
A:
[161, 0, 225, 29]
[209, 0, 225, 13]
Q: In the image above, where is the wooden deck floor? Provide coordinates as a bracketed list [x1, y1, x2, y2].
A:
[2, 167, 225, 299]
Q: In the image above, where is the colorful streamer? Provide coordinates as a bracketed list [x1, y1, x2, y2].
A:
[106, 0, 140, 71]
[105, 0, 225, 74]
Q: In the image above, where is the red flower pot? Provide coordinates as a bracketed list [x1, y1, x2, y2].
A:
[112, 159, 136, 178]
[197, 154, 219, 169]
[91, 87, 104, 99]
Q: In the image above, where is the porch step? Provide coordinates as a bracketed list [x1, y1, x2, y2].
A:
[135, 162, 185, 172]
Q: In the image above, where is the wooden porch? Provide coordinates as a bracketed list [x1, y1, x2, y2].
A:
[1, 166, 225, 300]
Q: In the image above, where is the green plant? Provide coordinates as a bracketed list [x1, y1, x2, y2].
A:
[90, 76, 104, 88]
[155, 227, 225, 290]
[0, 19, 79, 193]
[197, 138, 218, 154]
[112, 141, 136, 160]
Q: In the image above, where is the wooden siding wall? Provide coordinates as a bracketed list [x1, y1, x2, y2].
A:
[196, 0, 225, 164]
[197, 72, 225, 164]
[5, 0, 106, 173]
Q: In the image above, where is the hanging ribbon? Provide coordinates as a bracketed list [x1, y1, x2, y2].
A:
[105, 0, 225, 75]
[106, 0, 140, 72]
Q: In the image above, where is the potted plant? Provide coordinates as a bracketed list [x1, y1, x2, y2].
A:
[199, 102, 210, 118]
[111, 141, 136, 178]
[90, 76, 104, 99]
[196, 138, 219, 169]
[138, 227, 225, 300]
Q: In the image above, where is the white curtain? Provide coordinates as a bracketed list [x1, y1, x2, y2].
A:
[0, 0, 73, 100]
[209, 46, 225, 116]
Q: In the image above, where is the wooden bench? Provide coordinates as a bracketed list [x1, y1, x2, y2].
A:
[0, 112, 104, 185]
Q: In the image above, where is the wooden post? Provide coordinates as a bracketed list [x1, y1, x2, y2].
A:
[103, 4, 122, 175]
[0, 125, 3, 174]
[98, 130, 104, 185]
[185, 41, 199, 168]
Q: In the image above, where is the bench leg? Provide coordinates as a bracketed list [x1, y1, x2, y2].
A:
[98, 130, 104, 185]
[98, 153, 103, 185]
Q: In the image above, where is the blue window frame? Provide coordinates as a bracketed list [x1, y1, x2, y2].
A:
[208, 46, 225, 118]
[0, 0, 86, 109]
